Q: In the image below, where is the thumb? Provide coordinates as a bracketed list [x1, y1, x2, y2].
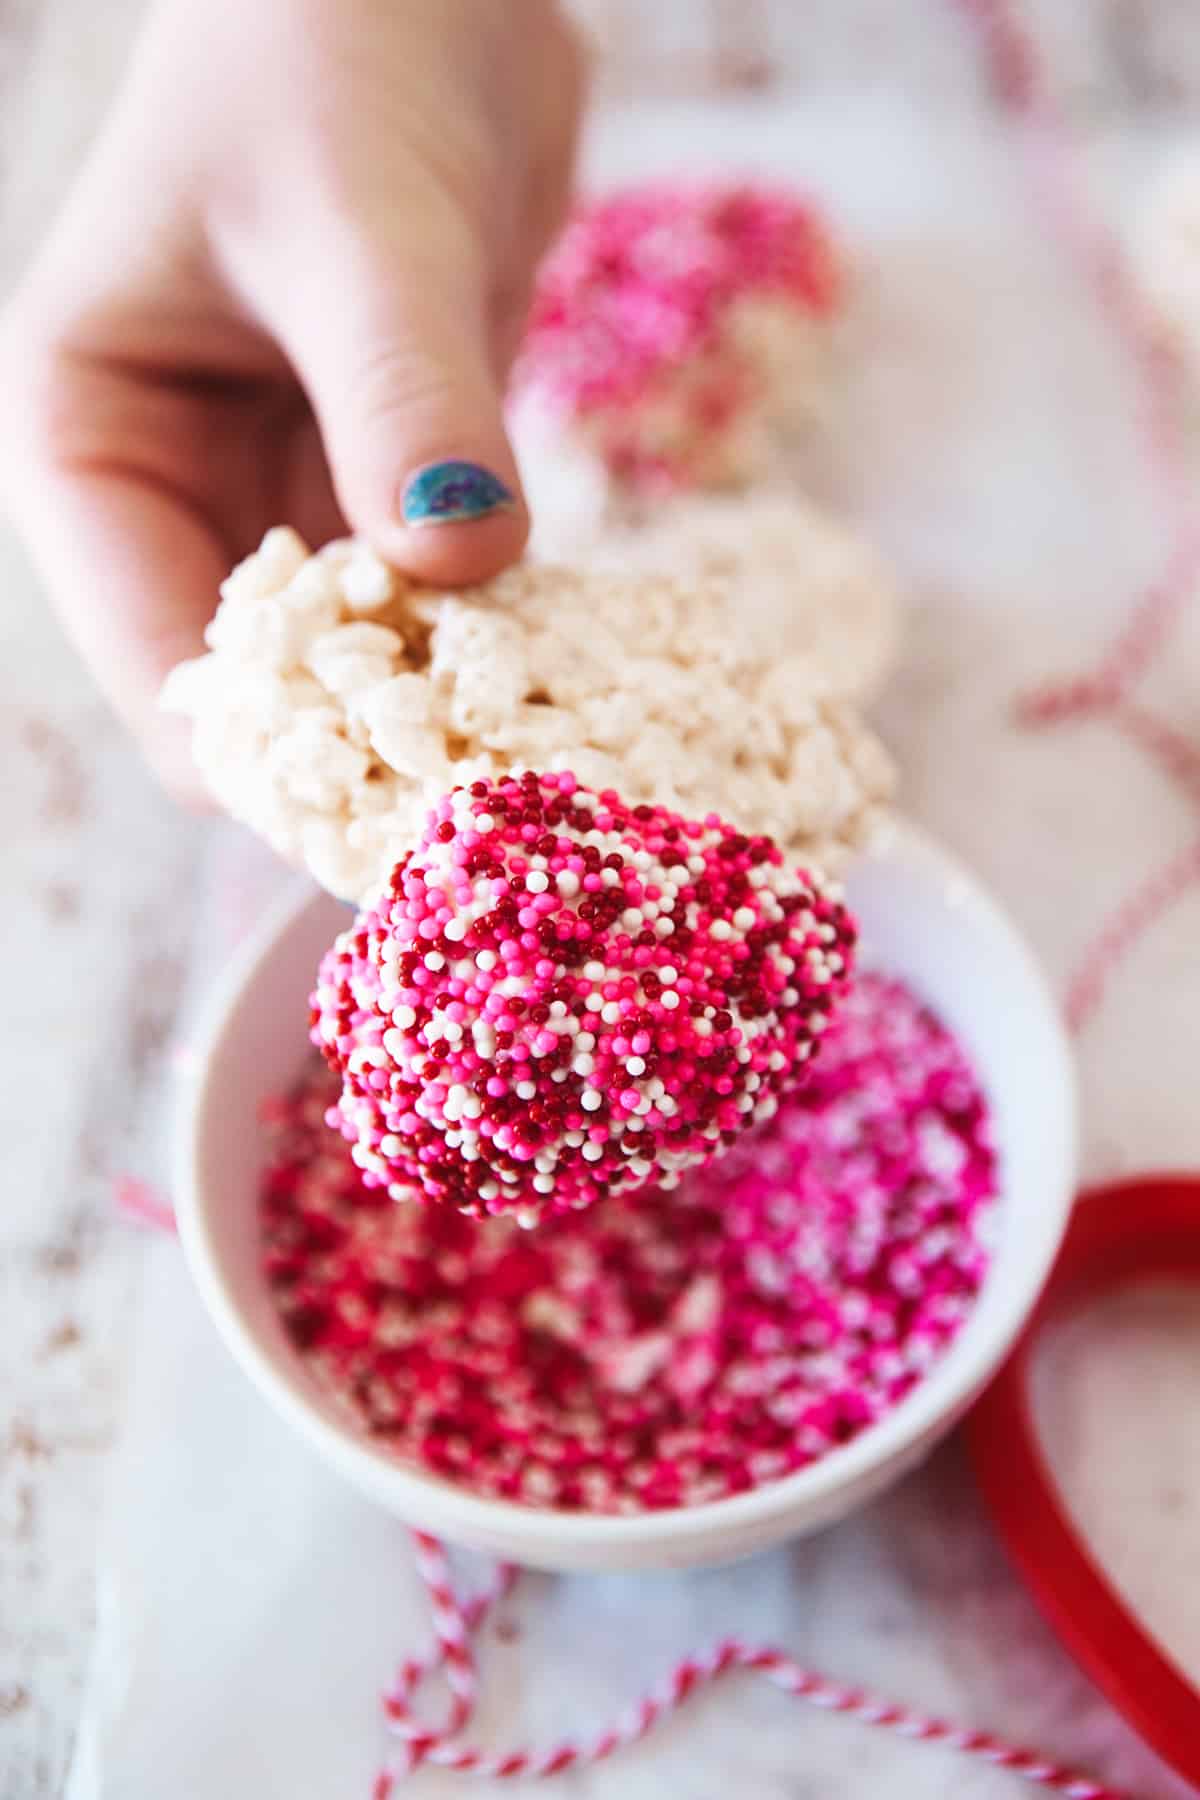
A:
[274, 201, 528, 587]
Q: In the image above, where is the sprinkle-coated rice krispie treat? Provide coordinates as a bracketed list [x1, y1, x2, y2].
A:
[311, 771, 856, 1223]
[162, 528, 893, 903]
[510, 182, 844, 528]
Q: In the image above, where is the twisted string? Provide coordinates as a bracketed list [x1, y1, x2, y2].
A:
[372, 1536, 1123, 1796]
[953, 0, 1200, 1030]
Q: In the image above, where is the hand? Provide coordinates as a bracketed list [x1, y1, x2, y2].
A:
[0, 0, 584, 794]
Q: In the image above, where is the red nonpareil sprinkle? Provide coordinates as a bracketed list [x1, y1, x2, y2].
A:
[266, 973, 996, 1513]
[513, 183, 841, 493]
[311, 772, 855, 1224]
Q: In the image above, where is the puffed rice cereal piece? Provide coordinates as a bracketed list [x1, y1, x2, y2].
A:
[586, 492, 900, 704]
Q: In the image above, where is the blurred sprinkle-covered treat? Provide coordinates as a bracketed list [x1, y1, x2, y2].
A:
[511, 183, 844, 532]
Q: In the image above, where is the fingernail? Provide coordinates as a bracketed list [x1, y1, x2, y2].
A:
[400, 460, 517, 528]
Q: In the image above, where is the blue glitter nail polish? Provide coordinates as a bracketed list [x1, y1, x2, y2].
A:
[401, 460, 517, 527]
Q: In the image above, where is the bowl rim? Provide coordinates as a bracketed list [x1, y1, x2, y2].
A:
[173, 817, 1078, 1555]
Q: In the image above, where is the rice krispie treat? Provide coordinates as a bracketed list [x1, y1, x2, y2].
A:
[510, 183, 843, 538]
[161, 528, 892, 903]
[590, 492, 900, 705]
[312, 772, 855, 1223]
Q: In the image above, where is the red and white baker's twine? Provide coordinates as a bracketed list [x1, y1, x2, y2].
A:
[384, 1548, 516, 1734]
[113, 1173, 178, 1233]
[957, 0, 1200, 1032]
[372, 1529, 1119, 1799]
[383, 1533, 510, 1740]
[957, 0, 1199, 719]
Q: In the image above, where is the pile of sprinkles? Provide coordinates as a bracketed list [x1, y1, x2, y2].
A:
[311, 772, 855, 1224]
[264, 973, 997, 1512]
[513, 181, 841, 493]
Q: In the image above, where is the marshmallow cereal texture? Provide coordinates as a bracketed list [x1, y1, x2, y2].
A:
[161, 529, 892, 903]
[311, 772, 856, 1224]
[589, 492, 901, 704]
[511, 182, 842, 516]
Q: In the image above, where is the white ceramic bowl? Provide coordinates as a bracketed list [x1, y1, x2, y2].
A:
[174, 818, 1076, 1572]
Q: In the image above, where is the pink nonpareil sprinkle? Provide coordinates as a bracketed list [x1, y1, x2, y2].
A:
[311, 772, 855, 1225]
[512, 182, 841, 492]
[265, 973, 996, 1512]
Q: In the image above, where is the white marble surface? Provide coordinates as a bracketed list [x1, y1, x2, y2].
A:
[4, 7, 1200, 1799]
[0, 4, 192, 1793]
